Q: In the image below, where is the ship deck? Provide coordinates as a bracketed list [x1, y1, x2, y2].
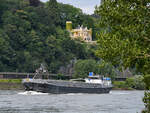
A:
[23, 79, 112, 88]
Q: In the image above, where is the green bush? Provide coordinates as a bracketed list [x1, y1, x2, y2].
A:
[126, 75, 145, 90]
[57, 73, 63, 79]
[113, 75, 145, 90]
[143, 75, 150, 90]
[113, 81, 128, 89]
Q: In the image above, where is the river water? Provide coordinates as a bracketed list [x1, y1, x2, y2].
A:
[0, 90, 144, 113]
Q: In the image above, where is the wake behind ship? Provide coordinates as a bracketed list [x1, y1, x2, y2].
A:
[22, 65, 113, 94]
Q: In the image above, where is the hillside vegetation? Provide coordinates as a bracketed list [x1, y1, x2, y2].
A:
[0, 0, 96, 73]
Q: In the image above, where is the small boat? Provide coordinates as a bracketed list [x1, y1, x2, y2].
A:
[22, 65, 113, 94]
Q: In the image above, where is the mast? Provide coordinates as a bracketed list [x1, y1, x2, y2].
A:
[33, 63, 49, 79]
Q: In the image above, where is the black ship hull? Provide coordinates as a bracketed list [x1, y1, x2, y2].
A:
[22, 79, 112, 94]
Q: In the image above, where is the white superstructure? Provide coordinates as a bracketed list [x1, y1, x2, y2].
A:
[85, 75, 112, 86]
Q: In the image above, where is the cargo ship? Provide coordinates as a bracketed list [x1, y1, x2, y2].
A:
[22, 65, 113, 94]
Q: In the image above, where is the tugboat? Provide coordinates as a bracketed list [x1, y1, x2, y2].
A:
[22, 65, 113, 94]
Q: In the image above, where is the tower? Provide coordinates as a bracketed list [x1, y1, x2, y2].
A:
[66, 21, 72, 31]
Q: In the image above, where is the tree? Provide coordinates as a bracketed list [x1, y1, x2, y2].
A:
[95, 0, 150, 112]
[58, 3, 97, 40]
[97, 59, 117, 80]
[0, 0, 98, 74]
[126, 75, 145, 90]
[0, 30, 11, 71]
[58, 3, 83, 28]
[29, 0, 40, 7]
[73, 59, 117, 79]
[74, 59, 98, 78]
[46, 0, 60, 25]
[0, 0, 7, 24]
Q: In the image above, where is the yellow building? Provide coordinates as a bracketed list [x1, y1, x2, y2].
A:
[66, 21, 92, 42]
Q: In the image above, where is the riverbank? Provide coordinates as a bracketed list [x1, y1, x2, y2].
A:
[0, 79, 23, 90]
[0, 83, 23, 90]
[112, 80, 145, 90]
[0, 79, 144, 90]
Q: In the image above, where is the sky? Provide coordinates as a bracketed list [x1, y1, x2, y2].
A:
[41, 0, 101, 14]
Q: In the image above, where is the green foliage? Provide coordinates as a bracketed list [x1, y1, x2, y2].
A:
[143, 91, 150, 113]
[58, 3, 82, 28]
[142, 75, 150, 113]
[58, 3, 97, 40]
[56, 73, 65, 80]
[0, 0, 97, 73]
[126, 75, 145, 90]
[0, 79, 22, 83]
[29, 0, 40, 7]
[95, 0, 150, 112]
[113, 81, 128, 89]
[95, 0, 150, 73]
[113, 75, 145, 90]
[143, 75, 150, 90]
[0, 79, 23, 90]
[46, 0, 60, 25]
[97, 60, 117, 80]
[73, 59, 117, 79]
[74, 59, 98, 78]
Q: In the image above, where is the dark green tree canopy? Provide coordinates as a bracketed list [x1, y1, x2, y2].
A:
[46, 0, 60, 25]
[0, 0, 97, 73]
[95, 0, 150, 74]
[95, 0, 150, 112]
[29, 0, 40, 7]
